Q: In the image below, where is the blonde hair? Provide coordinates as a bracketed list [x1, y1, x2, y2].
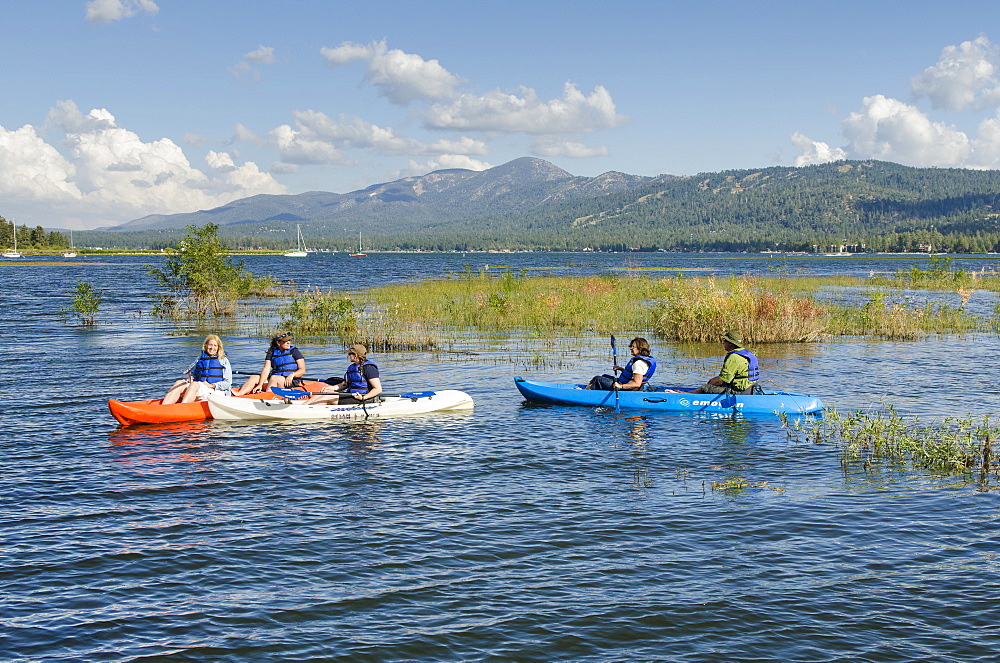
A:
[203, 334, 225, 357]
[348, 343, 368, 362]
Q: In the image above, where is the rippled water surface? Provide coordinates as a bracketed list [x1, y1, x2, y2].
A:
[3, 252, 999, 661]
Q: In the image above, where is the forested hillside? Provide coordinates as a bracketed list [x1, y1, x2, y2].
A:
[51, 160, 1000, 252]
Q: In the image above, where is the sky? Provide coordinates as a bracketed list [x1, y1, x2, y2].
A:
[4, 1, 1000, 230]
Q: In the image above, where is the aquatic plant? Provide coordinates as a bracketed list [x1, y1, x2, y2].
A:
[783, 407, 1000, 486]
[823, 290, 980, 338]
[64, 280, 103, 325]
[282, 288, 358, 338]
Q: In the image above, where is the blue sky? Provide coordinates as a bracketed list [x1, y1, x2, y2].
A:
[3, 0, 1000, 229]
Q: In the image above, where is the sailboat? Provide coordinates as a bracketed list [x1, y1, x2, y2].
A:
[3, 224, 21, 258]
[349, 230, 367, 257]
[63, 229, 77, 258]
[283, 224, 309, 257]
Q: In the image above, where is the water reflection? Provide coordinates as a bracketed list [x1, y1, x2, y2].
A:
[107, 421, 226, 469]
[344, 419, 384, 453]
[623, 414, 651, 446]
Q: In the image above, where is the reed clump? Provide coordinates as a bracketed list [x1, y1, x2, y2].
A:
[784, 407, 999, 484]
[823, 291, 980, 338]
[653, 276, 825, 342]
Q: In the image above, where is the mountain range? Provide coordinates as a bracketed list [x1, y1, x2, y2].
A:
[112, 157, 657, 234]
[93, 157, 1000, 253]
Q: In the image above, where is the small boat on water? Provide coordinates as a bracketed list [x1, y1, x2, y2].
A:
[349, 229, 366, 257]
[514, 377, 823, 416]
[63, 230, 77, 257]
[108, 379, 330, 425]
[283, 224, 309, 257]
[3, 224, 21, 258]
[206, 388, 474, 421]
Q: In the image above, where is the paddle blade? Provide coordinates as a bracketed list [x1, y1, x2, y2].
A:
[399, 391, 437, 399]
[271, 387, 310, 399]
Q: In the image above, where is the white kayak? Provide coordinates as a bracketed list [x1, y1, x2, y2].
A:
[206, 389, 475, 421]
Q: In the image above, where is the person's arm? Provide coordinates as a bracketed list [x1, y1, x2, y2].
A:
[357, 377, 382, 401]
[213, 357, 233, 391]
[281, 350, 306, 387]
[615, 359, 647, 390]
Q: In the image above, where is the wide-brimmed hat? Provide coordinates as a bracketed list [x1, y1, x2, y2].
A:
[720, 331, 744, 346]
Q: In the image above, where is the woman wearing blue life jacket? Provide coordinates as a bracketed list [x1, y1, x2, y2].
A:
[585, 337, 657, 391]
[162, 334, 233, 404]
[233, 331, 306, 395]
[689, 330, 760, 394]
[306, 343, 383, 405]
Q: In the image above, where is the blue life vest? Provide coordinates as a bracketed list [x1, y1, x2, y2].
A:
[269, 346, 300, 376]
[344, 360, 377, 393]
[618, 354, 657, 384]
[725, 348, 760, 385]
[192, 352, 226, 384]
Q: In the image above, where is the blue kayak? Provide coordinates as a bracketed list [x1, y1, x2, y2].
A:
[514, 377, 824, 416]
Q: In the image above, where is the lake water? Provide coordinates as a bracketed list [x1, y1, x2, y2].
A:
[2, 252, 999, 661]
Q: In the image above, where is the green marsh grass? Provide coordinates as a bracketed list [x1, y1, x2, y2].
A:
[783, 407, 999, 486]
[269, 271, 997, 349]
[823, 290, 981, 339]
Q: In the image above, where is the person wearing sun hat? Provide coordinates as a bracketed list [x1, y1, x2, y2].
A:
[690, 330, 760, 394]
[232, 331, 307, 395]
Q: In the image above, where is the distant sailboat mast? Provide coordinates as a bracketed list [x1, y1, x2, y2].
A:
[349, 229, 367, 257]
[283, 224, 309, 257]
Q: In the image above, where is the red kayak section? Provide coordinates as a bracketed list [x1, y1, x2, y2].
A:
[108, 380, 328, 425]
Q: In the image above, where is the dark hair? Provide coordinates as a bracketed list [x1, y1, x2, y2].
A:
[629, 337, 651, 356]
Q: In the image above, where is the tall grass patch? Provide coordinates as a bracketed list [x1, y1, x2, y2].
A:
[362, 270, 666, 333]
[824, 290, 980, 338]
[652, 276, 825, 342]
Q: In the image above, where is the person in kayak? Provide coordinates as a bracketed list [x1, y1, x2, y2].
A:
[232, 332, 306, 394]
[306, 343, 383, 405]
[585, 337, 657, 390]
[162, 334, 233, 404]
[689, 330, 760, 394]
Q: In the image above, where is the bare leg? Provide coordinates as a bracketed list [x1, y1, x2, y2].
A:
[179, 382, 203, 403]
[232, 375, 261, 396]
[162, 379, 188, 405]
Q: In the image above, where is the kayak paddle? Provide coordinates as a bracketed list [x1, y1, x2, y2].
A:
[610, 335, 620, 413]
[271, 387, 437, 400]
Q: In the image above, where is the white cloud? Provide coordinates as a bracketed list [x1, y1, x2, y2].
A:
[911, 36, 1000, 112]
[244, 45, 275, 64]
[791, 132, 846, 166]
[0, 124, 81, 201]
[85, 0, 158, 24]
[532, 139, 609, 159]
[320, 39, 461, 104]
[392, 155, 492, 181]
[231, 45, 276, 80]
[841, 95, 971, 166]
[791, 37, 1000, 169]
[262, 110, 489, 169]
[425, 82, 625, 134]
[0, 100, 284, 228]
